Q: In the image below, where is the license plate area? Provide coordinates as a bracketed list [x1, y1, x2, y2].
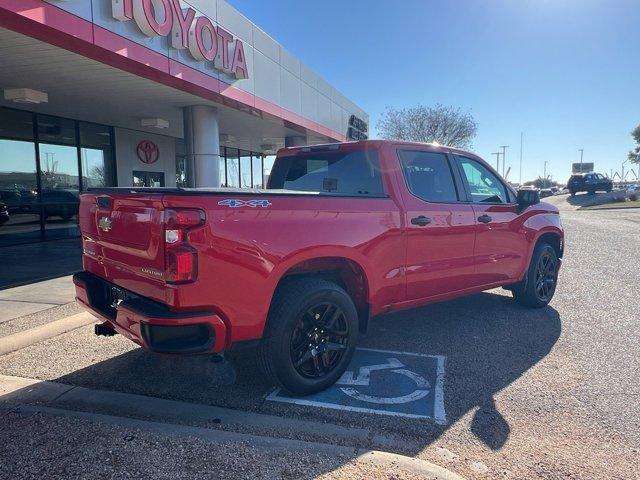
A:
[109, 285, 129, 309]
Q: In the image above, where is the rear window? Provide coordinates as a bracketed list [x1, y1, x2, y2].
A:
[267, 150, 385, 196]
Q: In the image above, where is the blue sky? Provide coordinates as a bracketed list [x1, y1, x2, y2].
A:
[230, 0, 640, 184]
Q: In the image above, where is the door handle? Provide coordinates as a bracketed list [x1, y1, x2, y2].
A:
[411, 215, 432, 226]
[477, 214, 492, 224]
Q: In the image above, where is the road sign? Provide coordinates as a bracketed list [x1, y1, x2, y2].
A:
[572, 162, 594, 173]
[267, 348, 446, 424]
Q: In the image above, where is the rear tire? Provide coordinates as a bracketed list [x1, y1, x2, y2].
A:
[258, 278, 358, 395]
[512, 243, 559, 308]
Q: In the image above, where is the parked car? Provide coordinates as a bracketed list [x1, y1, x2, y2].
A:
[0, 202, 9, 226]
[41, 189, 80, 220]
[74, 140, 564, 395]
[567, 173, 612, 195]
[539, 188, 554, 198]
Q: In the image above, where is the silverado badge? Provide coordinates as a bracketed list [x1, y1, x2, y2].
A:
[98, 216, 113, 232]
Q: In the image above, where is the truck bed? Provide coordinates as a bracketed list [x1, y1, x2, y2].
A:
[88, 187, 388, 198]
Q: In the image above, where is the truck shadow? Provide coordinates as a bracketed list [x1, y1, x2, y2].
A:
[4, 290, 560, 465]
[358, 291, 561, 452]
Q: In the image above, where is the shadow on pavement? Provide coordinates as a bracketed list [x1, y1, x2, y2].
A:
[1, 289, 560, 474]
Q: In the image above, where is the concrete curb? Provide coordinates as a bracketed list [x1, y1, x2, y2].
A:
[0, 375, 374, 445]
[10, 404, 464, 480]
[0, 375, 465, 479]
[0, 312, 96, 355]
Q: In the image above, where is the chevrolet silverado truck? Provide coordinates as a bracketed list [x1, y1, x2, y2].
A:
[74, 140, 564, 395]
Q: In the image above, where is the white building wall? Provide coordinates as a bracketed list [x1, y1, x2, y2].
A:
[114, 128, 177, 188]
[44, 0, 369, 137]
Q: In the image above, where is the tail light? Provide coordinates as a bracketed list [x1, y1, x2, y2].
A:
[163, 208, 205, 284]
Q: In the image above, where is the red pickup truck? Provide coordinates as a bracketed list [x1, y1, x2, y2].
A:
[74, 140, 563, 394]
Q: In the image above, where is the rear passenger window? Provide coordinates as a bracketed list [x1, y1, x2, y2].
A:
[267, 150, 384, 196]
[398, 150, 459, 203]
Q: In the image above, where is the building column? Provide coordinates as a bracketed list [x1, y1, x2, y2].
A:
[284, 135, 307, 148]
[183, 106, 220, 188]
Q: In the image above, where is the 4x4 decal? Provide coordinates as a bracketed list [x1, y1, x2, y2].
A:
[218, 199, 272, 208]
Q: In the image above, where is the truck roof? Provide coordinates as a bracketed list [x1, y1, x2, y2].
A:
[277, 139, 481, 160]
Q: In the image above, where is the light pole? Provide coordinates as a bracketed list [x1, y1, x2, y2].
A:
[500, 145, 509, 177]
[519, 132, 523, 186]
[543, 161, 548, 188]
[492, 152, 501, 172]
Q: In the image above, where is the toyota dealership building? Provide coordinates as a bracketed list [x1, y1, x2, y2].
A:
[0, 0, 368, 247]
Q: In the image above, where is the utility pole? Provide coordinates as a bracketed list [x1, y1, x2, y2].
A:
[500, 145, 509, 177]
[492, 152, 501, 172]
[519, 132, 523, 186]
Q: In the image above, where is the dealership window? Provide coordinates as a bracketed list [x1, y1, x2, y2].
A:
[80, 122, 115, 189]
[252, 154, 263, 188]
[0, 108, 39, 246]
[225, 148, 240, 188]
[0, 107, 115, 246]
[217, 147, 265, 189]
[240, 151, 252, 188]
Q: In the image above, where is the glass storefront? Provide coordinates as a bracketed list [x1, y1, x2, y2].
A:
[0, 106, 268, 247]
[0, 107, 115, 246]
[220, 147, 264, 188]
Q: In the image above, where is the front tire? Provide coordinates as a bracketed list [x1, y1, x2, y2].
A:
[512, 243, 559, 308]
[258, 278, 358, 395]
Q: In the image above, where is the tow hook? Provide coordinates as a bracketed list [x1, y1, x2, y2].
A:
[94, 323, 117, 337]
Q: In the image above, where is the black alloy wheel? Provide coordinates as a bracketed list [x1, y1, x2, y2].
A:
[534, 250, 557, 303]
[258, 278, 358, 395]
[290, 302, 349, 379]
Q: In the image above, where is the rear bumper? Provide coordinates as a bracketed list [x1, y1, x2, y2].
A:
[73, 271, 226, 354]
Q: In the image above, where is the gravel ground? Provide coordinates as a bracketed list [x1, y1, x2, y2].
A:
[0, 409, 429, 480]
[0, 204, 638, 479]
[0, 302, 82, 337]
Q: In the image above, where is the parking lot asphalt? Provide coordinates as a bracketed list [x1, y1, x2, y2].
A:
[1, 202, 639, 479]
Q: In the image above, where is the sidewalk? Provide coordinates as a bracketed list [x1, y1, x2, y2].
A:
[0, 238, 81, 290]
[0, 275, 77, 323]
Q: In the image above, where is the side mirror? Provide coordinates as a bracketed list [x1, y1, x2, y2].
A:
[516, 189, 540, 213]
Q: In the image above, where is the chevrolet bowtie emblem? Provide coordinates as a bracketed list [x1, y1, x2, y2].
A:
[98, 216, 112, 232]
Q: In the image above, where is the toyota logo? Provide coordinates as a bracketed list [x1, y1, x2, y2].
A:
[136, 140, 160, 164]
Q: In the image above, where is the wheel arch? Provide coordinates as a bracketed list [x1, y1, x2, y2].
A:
[268, 253, 372, 334]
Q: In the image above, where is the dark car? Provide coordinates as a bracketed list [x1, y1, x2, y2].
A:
[539, 188, 554, 198]
[41, 190, 80, 220]
[0, 202, 9, 227]
[567, 173, 612, 195]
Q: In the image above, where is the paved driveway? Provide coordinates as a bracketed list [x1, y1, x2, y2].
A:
[0, 206, 638, 479]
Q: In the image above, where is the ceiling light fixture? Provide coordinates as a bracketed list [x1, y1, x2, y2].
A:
[141, 118, 169, 129]
[4, 88, 48, 105]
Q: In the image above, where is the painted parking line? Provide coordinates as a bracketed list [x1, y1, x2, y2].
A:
[267, 348, 446, 425]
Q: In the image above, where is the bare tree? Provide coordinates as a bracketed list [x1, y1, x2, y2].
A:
[628, 124, 640, 164]
[376, 104, 478, 149]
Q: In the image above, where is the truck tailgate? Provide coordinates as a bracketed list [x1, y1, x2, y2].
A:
[79, 192, 167, 303]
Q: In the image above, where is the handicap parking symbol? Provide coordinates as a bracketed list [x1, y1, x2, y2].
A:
[267, 348, 446, 424]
